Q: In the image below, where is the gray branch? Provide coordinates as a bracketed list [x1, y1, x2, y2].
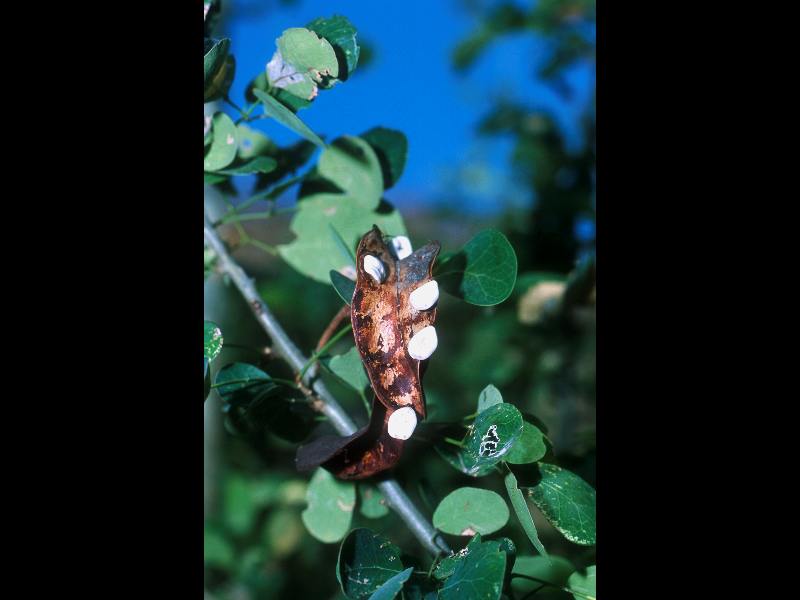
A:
[204, 216, 450, 556]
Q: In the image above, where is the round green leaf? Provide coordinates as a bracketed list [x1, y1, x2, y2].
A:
[526, 464, 596, 546]
[360, 127, 408, 190]
[317, 136, 384, 209]
[438, 534, 507, 600]
[301, 468, 355, 543]
[204, 112, 238, 171]
[433, 487, 509, 536]
[358, 484, 389, 519]
[462, 402, 524, 474]
[567, 565, 596, 600]
[437, 229, 518, 306]
[337, 528, 404, 600]
[203, 320, 223, 361]
[277, 27, 339, 81]
[278, 193, 406, 283]
[505, 421, 547, 464]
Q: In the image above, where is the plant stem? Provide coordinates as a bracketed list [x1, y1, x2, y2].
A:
[203, 215, 451, 557]
[298, 323, 352, 380]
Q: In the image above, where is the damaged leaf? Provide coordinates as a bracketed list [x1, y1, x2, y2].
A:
[267, 27, 339, 101]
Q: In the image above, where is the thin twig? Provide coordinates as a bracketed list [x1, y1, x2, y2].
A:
[204, 215, 451, 556]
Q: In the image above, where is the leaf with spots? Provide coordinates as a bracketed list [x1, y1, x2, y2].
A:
[524, 463, 596, 546]
[450, 402, 524, 476]
[301, 468, 355, 543]
[436, 229, 518, 306]
[433, 487, 509, 536]
[337, 528, 405, 600]
[204, 112, 239, 171]
[438, 534, 507, 600]
[358, 483, 389, 519]
[204, 320, 224, 362]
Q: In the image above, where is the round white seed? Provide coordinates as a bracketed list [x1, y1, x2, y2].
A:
[391, 235, 413, 260]
[387, 406, 418, 440]
[409, 280, 439, 311]
[407, 325, 438, 360]
[363, 255, 386, 284]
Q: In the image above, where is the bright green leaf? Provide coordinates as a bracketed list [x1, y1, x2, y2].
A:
[525, 464, 596, 546]
[477, 383, 503, 413]
[278, 193, 406, 283]
[433, 487, 509, 536]
[254, 89, 325, 148]
[505, 421, 547, 464]
[360, 127, 408, 189]
[204, 320, 223, 361]
[567, 565, 596, 600]
[301, 468, 355, 543]
[317, 136, 383, 209]
[337, 528, 404, 600]
[367, 567, 413, 600]
[277, 27, 339, 82]
[437, 229, 518, 306]
[213, 156, 278, 175]
[204, 112, 238, 171]
[358, 484, 389, 519]
[330, 270, 356, 304]
[504, 470, 549, 559]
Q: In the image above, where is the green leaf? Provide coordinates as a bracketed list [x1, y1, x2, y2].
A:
[337, 528, 404, 599]
[525, 464, 596, 546]
[436, 229, 518, 306]
[326, 346, 369, 396]
[215, 362, 274, 401]
[203, 320, 224, 361]
[477, 384, 503, 413]
[213, 156, 278, 175]
[358, 484, 389, 519]
[307, 15, 360, 79]
[278, 193, 406, 283]
[510, 555, 575, 597]
[254, 89, 325, 148]
[435, 443, 496, 478]
[504, 470, 549, 559]
[205, 54, 235, 103]
[223, 474, 257, 536]
[330, 270, 356, 304]
[367, 567, 413, 600]
[435, 534, 515, 583]
[204, 112, 239, 171]
[317, 136, 383, 210]
[360, 127, 408, 189]
[204, 38, 230, 101]
[505, 422, 547, 464]
[277, 27, 339, 81]
[567, 565, 596, 600]
[438, 534, 506, 600]
[301, 468, 355, 543]
[433, 487, 509, 536]
[461, 402, 524, 475]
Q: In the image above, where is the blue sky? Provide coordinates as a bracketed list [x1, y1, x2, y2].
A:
[223, 0, 593, 214]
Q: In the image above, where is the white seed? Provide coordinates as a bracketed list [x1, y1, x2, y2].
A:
[390, 235, 413, 260]
[363, 255, 386, 284]
[387, 406, 418, 440]
[409, 280, 439, 311]
[407, 325, 437, 360]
